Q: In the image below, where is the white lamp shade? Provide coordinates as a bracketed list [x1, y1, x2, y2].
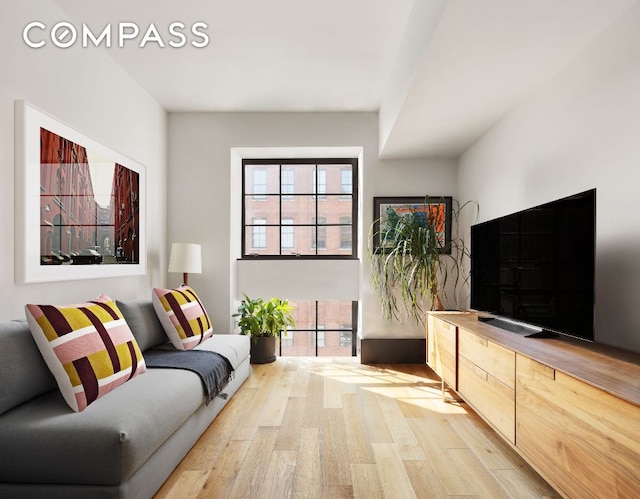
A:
[168, 243, 202, 274]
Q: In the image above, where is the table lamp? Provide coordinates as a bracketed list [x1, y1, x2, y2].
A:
[168, 243, 201, 286]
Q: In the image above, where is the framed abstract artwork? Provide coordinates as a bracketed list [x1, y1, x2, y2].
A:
[14, 100, 146, 283]
[372, 196, 452, 253]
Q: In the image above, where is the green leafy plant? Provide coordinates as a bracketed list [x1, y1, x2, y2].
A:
[368, 198, 478, 325]
[233, 294, 296, 338]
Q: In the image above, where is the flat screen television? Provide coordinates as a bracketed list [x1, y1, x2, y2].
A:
[470, 189, 595, 341]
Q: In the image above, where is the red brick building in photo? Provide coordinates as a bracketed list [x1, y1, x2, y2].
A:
[111, 164, 140, 263]
[40, 127, 98, 260]
[40, 128, 140, 264]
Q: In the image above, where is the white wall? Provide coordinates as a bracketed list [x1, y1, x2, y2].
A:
[458, 4, 640, 352]
[0, 0, 167, 318]
[168, 112, 457, 338]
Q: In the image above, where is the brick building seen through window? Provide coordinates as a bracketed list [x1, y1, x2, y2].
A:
[242, 159, 357, 258]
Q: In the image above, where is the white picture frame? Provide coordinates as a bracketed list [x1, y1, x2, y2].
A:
[14, 100, 146, 283]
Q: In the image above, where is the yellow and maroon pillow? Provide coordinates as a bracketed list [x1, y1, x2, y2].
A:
[152, 285, 213, 350]
[25, 294, 146, 412]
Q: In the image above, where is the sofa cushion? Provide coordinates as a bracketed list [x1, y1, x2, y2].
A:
[25, 295, 146, 412]
[152, 285, 213, 350]
[195, 333, 250, 370]
[116, 299, 168, 351]
[0, 368, 204, 486]
[0, 320, 57, 416]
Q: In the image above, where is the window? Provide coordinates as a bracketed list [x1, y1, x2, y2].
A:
[340, 332, 352, 347]
[340, 169, 352, 198]
[281, 169, 294, 200]
[242, 159, 357, 258]
[312, 217, 326, 250]
[279, 301, 357, 357]
[252, 218, 266, 249]
[339, 325, 352, 347]
[281, 218, 294, 249]
[317, 328, 325, 348]
[340, 217, 352, 250]
[252, 169, 266, 200]
[313, 169, 327, 199]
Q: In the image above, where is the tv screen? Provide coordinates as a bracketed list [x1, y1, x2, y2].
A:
[470, 189, 595, 341]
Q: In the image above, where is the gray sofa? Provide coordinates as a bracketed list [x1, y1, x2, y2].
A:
[0, 299, 251, 499]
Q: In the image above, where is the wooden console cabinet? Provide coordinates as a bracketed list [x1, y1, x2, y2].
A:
[426, 314, 457, 390]
[426, 312, 640, 498]
[458, 328, 516, 443]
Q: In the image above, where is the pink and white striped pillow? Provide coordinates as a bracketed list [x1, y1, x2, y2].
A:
[152, 285, 213, 350]
[25, 294, 146, 412]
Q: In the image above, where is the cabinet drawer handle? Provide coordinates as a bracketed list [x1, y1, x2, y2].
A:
[473, 365, 488, 381]
[475, 336, 488, 347]
[531, 359, 556, 380]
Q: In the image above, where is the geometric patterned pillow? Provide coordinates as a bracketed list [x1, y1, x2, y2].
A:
[152, 285, 213, 351]
[24, 294, 146, 412]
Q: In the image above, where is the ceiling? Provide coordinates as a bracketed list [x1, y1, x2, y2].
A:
[54, 0, 637, 158]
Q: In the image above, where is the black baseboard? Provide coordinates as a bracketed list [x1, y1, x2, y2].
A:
[360, 338, 426, 364]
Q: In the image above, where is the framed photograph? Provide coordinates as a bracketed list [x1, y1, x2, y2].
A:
[14, 100, 146, 283]
[373, 196, 452, 253]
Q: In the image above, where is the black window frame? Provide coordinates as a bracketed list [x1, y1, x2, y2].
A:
[242, 158, 358, 259]
[278, 301, 358, 357]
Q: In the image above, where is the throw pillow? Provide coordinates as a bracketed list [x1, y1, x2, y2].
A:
[25, 294, 146, 412]
[152, 285, 213, 350]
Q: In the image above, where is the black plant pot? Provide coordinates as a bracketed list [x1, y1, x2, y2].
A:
[250, 336, 277, 364]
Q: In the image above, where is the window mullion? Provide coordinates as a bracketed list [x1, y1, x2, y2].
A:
[315, 165, 319, 257]
[279, 164, 282, 256]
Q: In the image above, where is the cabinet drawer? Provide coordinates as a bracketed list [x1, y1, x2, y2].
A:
[458, 328, 515, 389]
[516, 354, 640, 498]
[458, 355, 515, 443]
[427, 316, 457, 388]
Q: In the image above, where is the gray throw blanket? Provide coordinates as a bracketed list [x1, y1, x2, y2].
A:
[144, 347, 234, 405]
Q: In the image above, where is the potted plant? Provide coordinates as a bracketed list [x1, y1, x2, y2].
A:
[233, 294, 296, 364]
[368, 198, 477, 325]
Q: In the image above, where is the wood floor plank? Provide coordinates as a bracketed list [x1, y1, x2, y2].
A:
[225, 426, 279, 499]
[448, 412, 522, 470]
[351, 463, 384, 499]
[292, 427, 323, 499]
[177, 386, 255, 471]
[342, 393, 376, 464]
[232, 363, 289, 439]
[491, 468, 561, 499]
[258, 369, 296, 426]
[155, 358, 558, 499]
[322, 485, 354, 498]
[358, 388, 394, 444]
[196, 440, 250, 499]
[323, 407, 352, 486]
[289, 358, 311, 398]
[404, 459, 449, 498]
[162, 470, 209, 499]
[408, 413, 468, 452]
[372, 442, 417, 499]
[275, 396, 307, 450]
[302, 366, 324, 429]
[324, 374, 344, 408]
[376, 394, 426, 460]
[449, 447, 510, 498]
[255, 449, 297, 499]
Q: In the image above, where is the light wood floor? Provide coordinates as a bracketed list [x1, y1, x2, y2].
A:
[154, 357, 559, 498]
